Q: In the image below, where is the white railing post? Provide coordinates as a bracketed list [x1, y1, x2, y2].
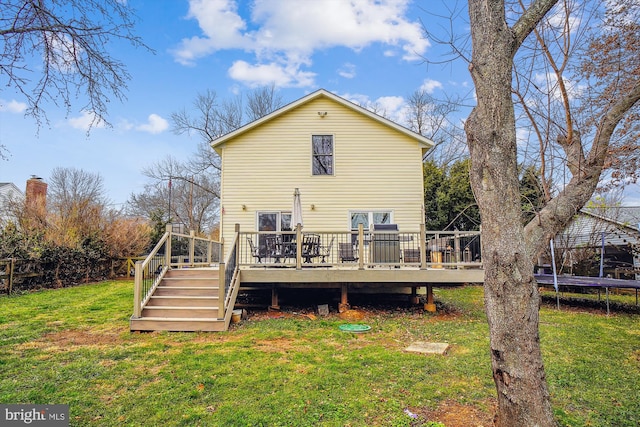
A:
[420, 223, 427, 269]
[358, 223, 365, 270]
[296, 223, 302, 270]
[454, 230, 461, 269]
[133, 261, 142, 318]
[218, 262, 226, 319]
[189, 230, 196, 267]
[165, 224, 172, 268]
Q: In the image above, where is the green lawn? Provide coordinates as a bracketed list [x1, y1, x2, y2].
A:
[1, 282, 638, 426]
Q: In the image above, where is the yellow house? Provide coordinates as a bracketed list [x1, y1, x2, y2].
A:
[212, 89, 433, 254]
[131, 91, 482, 331]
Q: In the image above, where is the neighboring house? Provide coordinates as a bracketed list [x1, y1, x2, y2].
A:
[554, 206, 640, 279]
[0, 182, 24, 225]
[211, 89, 433, 256]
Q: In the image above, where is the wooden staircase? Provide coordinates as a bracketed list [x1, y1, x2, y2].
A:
[130, 268, 230, 332]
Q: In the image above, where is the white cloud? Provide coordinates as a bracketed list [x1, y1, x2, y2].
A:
[420, 78, 443, 94]
[340, 92, 407, 124]
[136, 114, 169, 134]
[228, 60, 316, 87]
[68, 111, 105, 131]
[173, 0, 430, 87]
[337, 63, 356, 79]
[172, 0, 250, 66]
[546, 3, 581, 33]
[0, 99, 27, 114]
[375, 96, 407, 123]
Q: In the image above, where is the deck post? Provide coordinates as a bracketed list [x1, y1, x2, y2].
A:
[424, 284, 436, 312]
[270, 286, 280, 310]
[165, 224, 172, 268]
[189, 230, 196, 267]
[358, 224, 364, 270]
[218, 262, 226, 319]
[419, 224, 427, 269]
[133, 261, 142, 318]
[339, 284, 350, 312]
[410, 287, 419, 305]
[296, 224, 302, 270]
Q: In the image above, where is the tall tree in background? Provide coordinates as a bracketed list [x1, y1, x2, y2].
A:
[406, 89, 468, 166]
[128, 157, 220, 235]
[464, 0, 640, 424]
[424, 159, 480, 231]
[0, 0, 148, 129]
[129, 87, 284, 233]
[519, 164, 545, 224]
[47, 167, 109, 247]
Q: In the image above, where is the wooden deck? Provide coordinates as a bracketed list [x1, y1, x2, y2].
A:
[238, 264, 483, 286]
[131, 226, 484, 332]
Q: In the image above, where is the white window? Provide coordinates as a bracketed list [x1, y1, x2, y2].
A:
[257, 211, 292, 232]
[350, 211, 392, 231]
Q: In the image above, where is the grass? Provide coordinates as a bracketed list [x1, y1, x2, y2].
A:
[0, 282, 638, 426]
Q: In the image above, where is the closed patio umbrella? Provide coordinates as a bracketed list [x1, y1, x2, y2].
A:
[292, 188, 303, 228]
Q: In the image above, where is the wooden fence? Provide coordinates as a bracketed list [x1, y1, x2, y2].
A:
[0, 258, 42, 294]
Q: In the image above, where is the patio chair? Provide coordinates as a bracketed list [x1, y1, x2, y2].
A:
[339, 242, 358, 263]
[318, 236, 335, 263]
[403, 249, 421, 263]
[247, 237, 263, 263]
[302, 234, 321, 263]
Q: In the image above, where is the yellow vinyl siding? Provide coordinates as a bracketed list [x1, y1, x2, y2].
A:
[219, 96, 425, 251]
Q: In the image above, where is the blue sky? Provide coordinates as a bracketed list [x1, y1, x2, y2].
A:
[1, 0, 638, 206]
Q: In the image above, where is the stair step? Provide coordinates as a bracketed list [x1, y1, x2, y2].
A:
[162, 278, 219, 287]
[142, 306, 219, 318]
[147, 296, 219, 307]
[130, 316, 226, 332]
[154, 286, 219, 296]
[165, 269, 219, 278]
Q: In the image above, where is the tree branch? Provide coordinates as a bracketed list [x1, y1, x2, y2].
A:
[512, 0, 559, 48]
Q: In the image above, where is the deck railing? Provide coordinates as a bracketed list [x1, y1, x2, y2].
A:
[238, 224, 482, 269]
[133, 225, 222, 318]
[133, 230, 170, 318]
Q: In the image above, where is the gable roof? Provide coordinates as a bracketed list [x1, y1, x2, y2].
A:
[0, 182, 23, 197]
[211, 89, 434, 150]
[581, 206, 640, 232]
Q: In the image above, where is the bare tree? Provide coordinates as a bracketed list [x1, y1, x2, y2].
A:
[464, 0, 640, 425]
[128, 157, 220, 235]
[133, 87, 285, 234]
[48, 167, 108, 211]
[0, 0, 150, 129]
[46, 167, 109, 246]
[245, 84, 284, 122]
[405, 89, 468, 166]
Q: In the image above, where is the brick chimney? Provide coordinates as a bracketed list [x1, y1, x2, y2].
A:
[26, 176, 47, 210]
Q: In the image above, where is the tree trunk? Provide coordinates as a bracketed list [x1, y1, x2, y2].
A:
[466, 1, 557, 425]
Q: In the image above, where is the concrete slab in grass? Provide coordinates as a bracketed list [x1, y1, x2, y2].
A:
[404, 341, 449, 355]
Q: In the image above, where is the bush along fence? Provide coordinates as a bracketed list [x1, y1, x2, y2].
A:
[0, 256, 129, 294]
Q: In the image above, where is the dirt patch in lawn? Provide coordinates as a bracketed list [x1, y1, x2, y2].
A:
[17, 328, 124, 351]
[420, 398, 496, 427]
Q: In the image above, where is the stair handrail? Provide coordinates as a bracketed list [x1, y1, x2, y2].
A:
[218, 225, 241, 324]
[133, 230, 170, 318]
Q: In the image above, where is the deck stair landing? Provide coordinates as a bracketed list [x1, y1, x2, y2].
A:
[130, 268, 229, 332]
